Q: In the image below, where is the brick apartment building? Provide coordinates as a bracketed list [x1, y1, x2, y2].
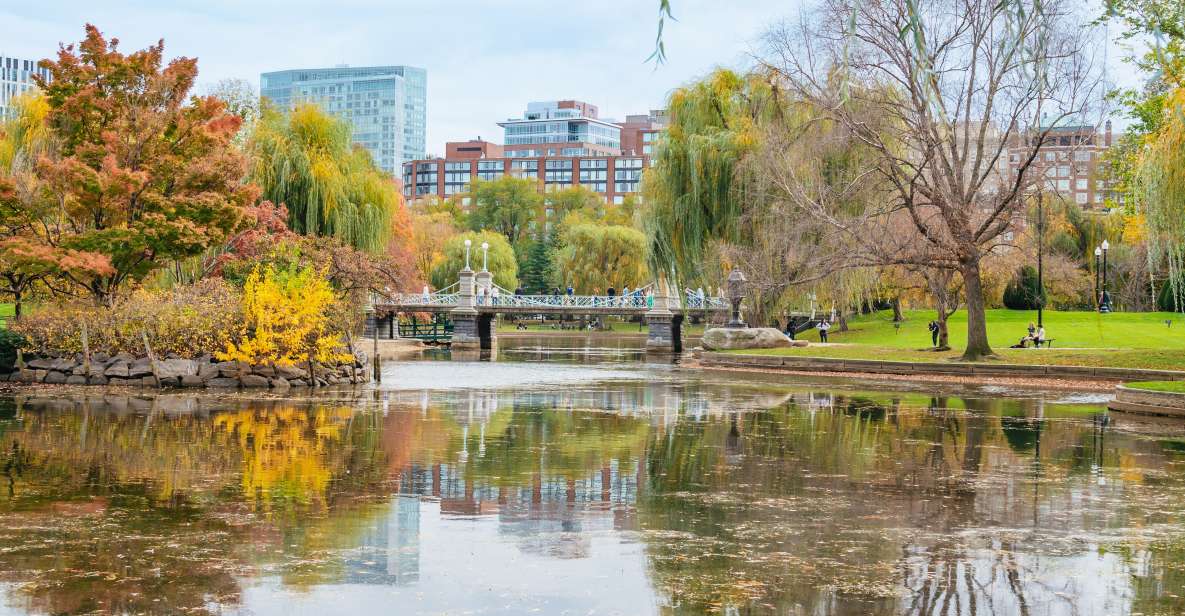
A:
[1006, 120, 1117, 210]
[402, 100, 665, 207]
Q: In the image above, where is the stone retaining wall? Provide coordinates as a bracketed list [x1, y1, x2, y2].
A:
[1, 352, 370, 389]
[1109, 385, 1185, 418]
[698, 352, 1185, 383]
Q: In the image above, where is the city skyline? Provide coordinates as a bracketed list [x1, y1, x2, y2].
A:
[2, 0, 781, 156]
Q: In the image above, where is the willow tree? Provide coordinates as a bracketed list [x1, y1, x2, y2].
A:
[642, 69, 776, 285]
[1137, 86, 1185, 310]
[249, 103, 399, 252]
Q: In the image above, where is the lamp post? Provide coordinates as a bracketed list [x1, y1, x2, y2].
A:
[481, 242, 489, 272]
[1036, 192, 1045, 328]
[726, 267, 748, 328]
[463, 239, 472, 271]
[1100, 239, 1112, 313]
[1094, 246, 1102, 309]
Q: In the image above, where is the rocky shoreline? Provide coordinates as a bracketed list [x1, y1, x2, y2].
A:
[2, 353, 369, 389]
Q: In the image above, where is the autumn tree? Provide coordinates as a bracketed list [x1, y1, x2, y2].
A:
[467, 177, 543, 248]
[0, 93, 114, 316]
[557, 224, 648, 292]
[764, 0, 1103, 359]
[33, 25, 257, 304]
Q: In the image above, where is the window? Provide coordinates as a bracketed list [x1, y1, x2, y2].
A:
[1057, 165, 1070, 177]
[1056, 179, 1070, 191]
[1044, 152, 1055, 161]
[544, 159, 572, 184]
[613, 195, 625, 204]
[1074, 151, 1091, 161]
[1075, 192, 1088, 205]
[1075, 178, 1088, 190]
[477, 160, 503, 180]
[445, 161, 469, 171]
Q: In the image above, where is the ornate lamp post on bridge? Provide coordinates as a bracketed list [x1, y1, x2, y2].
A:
[726, 267, 748, 328]
[481, 241, 489, 272]
[463, 238, 472, 271]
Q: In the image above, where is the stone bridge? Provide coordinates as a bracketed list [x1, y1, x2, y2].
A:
[368, 265, 730, 352]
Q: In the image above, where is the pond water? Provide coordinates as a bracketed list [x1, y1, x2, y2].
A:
[0, 338, 1183, 615]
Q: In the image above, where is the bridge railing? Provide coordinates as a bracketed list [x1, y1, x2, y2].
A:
[389, 292, 460, 307]
[379, 289, 729, 311]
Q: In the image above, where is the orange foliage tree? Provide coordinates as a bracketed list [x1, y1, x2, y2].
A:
[32, 25, 257, 304]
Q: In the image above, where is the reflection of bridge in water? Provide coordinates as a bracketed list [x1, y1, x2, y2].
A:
[368, 265, 730, 352]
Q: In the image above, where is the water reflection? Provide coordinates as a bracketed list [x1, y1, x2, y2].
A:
[0, 379, 1182, 615]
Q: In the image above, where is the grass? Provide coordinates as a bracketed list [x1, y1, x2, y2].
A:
[1125, 381, 1185, 393]
[729, 309, 1185, 371]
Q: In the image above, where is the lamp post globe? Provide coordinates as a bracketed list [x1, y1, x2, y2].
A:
[481, 242, 490, 272]
[726, 267, 748, 328]
[463, 239, 472, 271]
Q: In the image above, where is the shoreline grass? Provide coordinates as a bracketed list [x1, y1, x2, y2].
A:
[1124, 381, 1185, 393]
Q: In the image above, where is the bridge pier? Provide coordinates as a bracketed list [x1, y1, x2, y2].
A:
[645, 284, 683, 353]
[451, 267, 481, 350]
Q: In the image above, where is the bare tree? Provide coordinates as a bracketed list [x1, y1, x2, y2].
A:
[760, 0, 1104, 359]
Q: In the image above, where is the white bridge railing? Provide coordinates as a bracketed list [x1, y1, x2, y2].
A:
[380, 290, 729, 311]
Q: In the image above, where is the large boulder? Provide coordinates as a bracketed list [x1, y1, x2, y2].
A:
[155, 359, 198, 379]
[701, 327, 794, 351]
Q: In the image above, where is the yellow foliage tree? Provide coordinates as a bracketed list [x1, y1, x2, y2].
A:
[218, 265, 351, 366]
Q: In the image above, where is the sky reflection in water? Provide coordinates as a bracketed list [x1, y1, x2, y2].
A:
[0, 347, 1183, 615]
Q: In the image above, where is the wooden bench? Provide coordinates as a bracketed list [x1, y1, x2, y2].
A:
[1035, 338, 1055, 348]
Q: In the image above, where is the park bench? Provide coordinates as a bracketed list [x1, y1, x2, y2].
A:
[1035, 338, 1055, 348]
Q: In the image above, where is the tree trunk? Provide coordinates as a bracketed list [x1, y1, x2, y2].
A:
[936, 302, 951, 350]
[891, 296, 903, 322]
[836, 312, 849, 332]
[960, 260, 994, 361]
[12, 288, 20, 320]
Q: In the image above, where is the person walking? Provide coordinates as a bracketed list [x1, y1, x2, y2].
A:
[817, 319, 831, 343]
[928, 321, 939, 347]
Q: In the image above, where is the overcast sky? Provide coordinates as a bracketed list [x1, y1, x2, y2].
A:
[3, 1, 1140, 152]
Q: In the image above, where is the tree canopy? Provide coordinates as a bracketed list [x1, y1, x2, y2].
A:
[430, 230, 518, 291]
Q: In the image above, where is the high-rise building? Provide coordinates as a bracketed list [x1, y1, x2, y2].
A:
[403, 100, 665, 207]
[1, 54, 52, 118]
[260, 64, 426, 175]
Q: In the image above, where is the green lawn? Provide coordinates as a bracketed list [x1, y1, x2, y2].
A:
[1125, 381, 1185, 393]
[731, 309, 1185, 371]
[798, 309, 1185, 350]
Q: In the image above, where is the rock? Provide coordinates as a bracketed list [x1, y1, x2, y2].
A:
[141, 376, 160, 386]
[26, 358, 55, 370]
[43, 371, 68, 384]
[288, 378, 308, 387]
[240, 374, 269, 388]
[180, 374, 205, 388]
[207, 377, 240, 388]
[87, 376, 108, 386]
[250, 364, 276, 378]
[107, 378, 130, 387]
[92, 352, 110, 364]
[701, 327, 794, 351]
[269, 377, 291, 391]
[216, 361, 248, 378]
[128, 358, 155, 378]
[197, 362, 220, 380]
[104, 362, 131, 378]
[158, 376, 180, 388]
[155, 358, 197, 379]
[275, 364, 307, 380]
[790, 339, 809, 347]
[66, 375, 88, 385]
[50, 358, 77, 372]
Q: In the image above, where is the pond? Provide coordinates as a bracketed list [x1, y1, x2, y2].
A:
[0, 338, 1183, 615]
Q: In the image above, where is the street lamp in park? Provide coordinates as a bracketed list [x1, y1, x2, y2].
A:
[463, 239, 472, 271]
[1100, 239, 1113, 313]
[726, 267, 748, 328]
[481, 242, 490, 272]
[1094, 246, 1102, 308]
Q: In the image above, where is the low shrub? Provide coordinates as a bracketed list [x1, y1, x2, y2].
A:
[0, 329, 27, 372]
[13, 279, 243, 357]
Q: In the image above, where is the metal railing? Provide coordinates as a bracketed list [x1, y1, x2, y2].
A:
[378, 285, 729, 312]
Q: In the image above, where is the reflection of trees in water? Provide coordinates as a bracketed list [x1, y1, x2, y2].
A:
[637, 395, 1185, 616]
